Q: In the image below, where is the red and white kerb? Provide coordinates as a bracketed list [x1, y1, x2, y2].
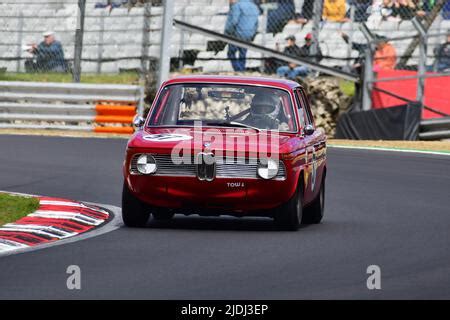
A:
[0, 196, 109, 253]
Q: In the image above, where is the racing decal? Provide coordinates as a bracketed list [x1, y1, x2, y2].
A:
[0, 197, 110, 254]
[311, 150, 317, 192]
[143, 133, 193, 142]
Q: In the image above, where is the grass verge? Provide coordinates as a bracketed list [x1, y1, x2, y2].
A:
[329, 139, 450, 153]
[0, 193, 39, 226]
[0, 72, 142, 84]
[339, 80, 355, 97]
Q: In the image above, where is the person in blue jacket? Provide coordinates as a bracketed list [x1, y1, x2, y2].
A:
[224, 0, 260, 72]
[266, 0, 295, 34]
[30, 31, 67, 72]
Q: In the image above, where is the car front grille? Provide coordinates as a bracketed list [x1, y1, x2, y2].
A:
[130, 154, 286, 180]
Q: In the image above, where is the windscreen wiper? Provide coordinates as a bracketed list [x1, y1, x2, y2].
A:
[205, 121, 260, 132]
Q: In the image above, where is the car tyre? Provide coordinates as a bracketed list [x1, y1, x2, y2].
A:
[122, 182, 150, 227]
[274, 182, 303, 231]
[302, 177, 325, 224]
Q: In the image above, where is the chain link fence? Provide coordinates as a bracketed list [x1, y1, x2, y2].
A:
[0, 0, 449, 77]
[1, 0, 449, 139]
[0, 0, 161, 75]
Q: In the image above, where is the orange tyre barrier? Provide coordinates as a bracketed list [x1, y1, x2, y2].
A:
[95, 104, 136, 116]
[93, 102, 138, 133]
[94, 126, 135, 134]
[94, 115, 135, 124]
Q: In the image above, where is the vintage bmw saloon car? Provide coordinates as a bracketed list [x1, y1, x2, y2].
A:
[122, 75, 327, 230]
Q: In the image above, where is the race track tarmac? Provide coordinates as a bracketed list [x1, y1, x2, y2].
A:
[0, 135, 449, 299]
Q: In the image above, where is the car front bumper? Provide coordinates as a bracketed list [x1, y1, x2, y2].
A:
[126, 174, 297, 213]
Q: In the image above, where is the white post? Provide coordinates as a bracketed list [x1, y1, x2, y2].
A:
[346, 5, 355, 70]
[311, 0, 323, 62]
[361, 24, 374, 111]
[97, 11, 105, 74]
[16, 13, 24, 72]
[412, 18, 427, 107]
[158, 0, 174, 87]
[259, 3, 278, 72]
[73, 0, 86, 83]
[178, 6, 186, 70]
[141, 1, 151, 75]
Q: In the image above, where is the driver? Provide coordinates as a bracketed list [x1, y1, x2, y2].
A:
[242, 93, 288, 130]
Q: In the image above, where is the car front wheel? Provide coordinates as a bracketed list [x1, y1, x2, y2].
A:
[274, 183, 303, 231]
[302, 177, 325, 224]
[122, 182, 150, 227]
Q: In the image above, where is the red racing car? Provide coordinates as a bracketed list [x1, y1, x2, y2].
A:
[122, 75, 327, 230]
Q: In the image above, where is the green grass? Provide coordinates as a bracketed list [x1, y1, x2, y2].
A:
[0, 193, 39, 226]
[0, 72, 142, 84]
[339, 80, 356, 97]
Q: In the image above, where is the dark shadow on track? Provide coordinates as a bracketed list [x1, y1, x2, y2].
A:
[145, 216, 312, 232]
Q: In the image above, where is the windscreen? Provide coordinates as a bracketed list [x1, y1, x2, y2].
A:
[148, 84, 297, 132]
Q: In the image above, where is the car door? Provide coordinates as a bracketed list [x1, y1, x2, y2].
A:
[293, 88, 316, 203]
[295, 88, 324, 204]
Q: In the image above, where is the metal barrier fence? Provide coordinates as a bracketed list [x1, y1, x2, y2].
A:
[0, 81, 144, 133]
[420, 117, 450, 139]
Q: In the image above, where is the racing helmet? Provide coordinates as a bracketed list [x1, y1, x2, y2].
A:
[250, 93, 281, 121]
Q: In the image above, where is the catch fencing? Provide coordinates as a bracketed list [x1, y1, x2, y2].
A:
[2, 1, 450, 76]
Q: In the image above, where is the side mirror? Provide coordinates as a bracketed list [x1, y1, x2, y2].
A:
[133, 115, 145, 129]
[304, 124, 314, 136]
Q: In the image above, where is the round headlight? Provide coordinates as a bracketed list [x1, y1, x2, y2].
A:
[136, 154, 157, 174]
[257, 158, 279, 180]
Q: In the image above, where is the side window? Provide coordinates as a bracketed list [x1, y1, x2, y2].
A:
[293, 90, 306, 128]
[299, 88, 314, 128]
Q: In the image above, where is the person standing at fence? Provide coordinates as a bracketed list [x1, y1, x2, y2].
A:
[276, 34, 322, 79]
[224, 0, 259, 72]
[373, 36, 397, 70]
[340, 32, 396, 71]
[266, 0, 296, 34]
[348, 0, 372, 22]
[27, 31, 67, 73]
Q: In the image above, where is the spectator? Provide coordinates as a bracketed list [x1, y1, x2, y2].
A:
[300, 0, 314, 21]
[397, 0, 419, 19]
[340, 31, 367, 74]
[276, 34, 322, 79]
[224, 0, 259, 72]
[382, 0, 419, 20]
[26, 31, 67, 72]
[417, 0, 435, 16]
[347, 0, 372, 22]
[443, 0, 450, 19]
[95, 1, 125, 9]
[374, 36, 397, 70]
[289, 0, 315, 25]
[266, 0, 296, 34]
[340, 32, 396, 71]
[323, 0, 349, 22]
[433, 31, 450, 72]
